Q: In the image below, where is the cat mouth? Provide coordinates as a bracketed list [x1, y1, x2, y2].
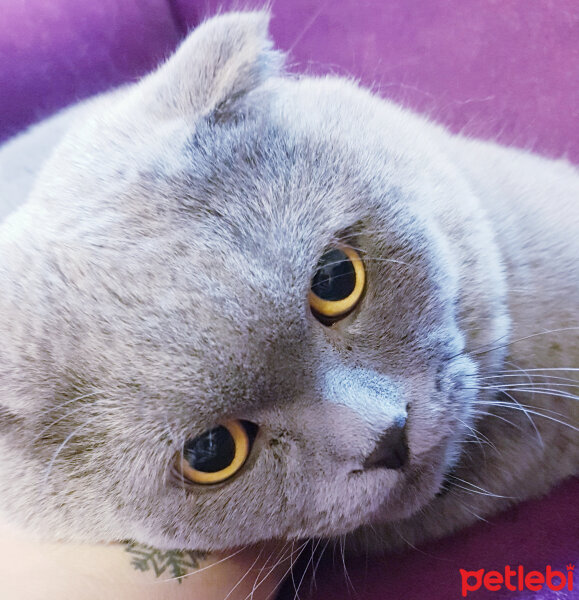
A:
[357, 445, 452, 525]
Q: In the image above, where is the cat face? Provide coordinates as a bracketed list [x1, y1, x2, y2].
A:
[0, 13, 508, 550]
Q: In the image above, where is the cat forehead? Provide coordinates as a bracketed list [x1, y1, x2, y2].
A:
[128, 76, 429, 230]
[156, 116, 363, 225]
[98, 86, 399, 253]
[31, 52, 437, 275]
[32, 8, 441, 251]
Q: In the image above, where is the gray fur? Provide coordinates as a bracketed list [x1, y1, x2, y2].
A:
[0, 12, 577, 553]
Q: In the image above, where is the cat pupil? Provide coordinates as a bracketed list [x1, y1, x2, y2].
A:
[311, 249, 356, 301]
[185, 426, 236, 473]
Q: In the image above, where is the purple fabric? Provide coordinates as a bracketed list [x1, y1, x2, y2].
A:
[0, 1, 577, 599]
[0, 0, 180, 143]
[295, 477, 578, 600]
[178, 0, 579, 164]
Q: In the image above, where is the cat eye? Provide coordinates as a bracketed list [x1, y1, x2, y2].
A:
[176, 420, 257, 485]
[309, 246, 365, 322]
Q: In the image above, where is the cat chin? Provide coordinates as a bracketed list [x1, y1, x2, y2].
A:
[281, 448, 451, 542]
[319, 437, 458, 540]
[370, 449, 450, 524]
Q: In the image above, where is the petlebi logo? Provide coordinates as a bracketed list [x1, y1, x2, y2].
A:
[459, 563, 574, 597]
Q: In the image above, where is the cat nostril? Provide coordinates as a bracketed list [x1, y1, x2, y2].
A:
[363, 419, 409, 471]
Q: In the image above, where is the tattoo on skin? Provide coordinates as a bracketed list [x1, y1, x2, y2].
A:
[123, 541, 208, 583]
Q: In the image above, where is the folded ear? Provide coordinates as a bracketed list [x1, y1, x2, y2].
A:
[143, 11, 283, 119]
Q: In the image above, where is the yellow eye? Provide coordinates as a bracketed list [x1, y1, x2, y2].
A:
[176, 420, 255, 485]
[309, 246, 365, 321]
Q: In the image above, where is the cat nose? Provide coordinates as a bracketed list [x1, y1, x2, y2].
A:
[362, 418, 408, 470]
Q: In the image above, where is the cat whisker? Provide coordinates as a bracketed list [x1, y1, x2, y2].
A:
[478, 368, 579, 383]
[246, 540, 296, 600]
[338, 534, 355, 594]
[288, 540, 303, 600]
[261, 544, 299, 600]
[243, 540, 296, 600]
[285, 539, 310, 600]
[160, 544, 249, 583]
[465, 382, 578, 416]
[448, 326, 579, 362]
[161, 414, 181, 446]
[446, 474, 515, 499]
[478, 327, 579, 356]
[471, 408, 526, 433]
[497, 359, 556, 390]
[309, 537, 320, 578]
[454, 498, 491, 523]
[262, 541, 308, 600]
[474, 400, 579, 433]
[456, 417, 494, 456]
[310, 255, 412, 273]
[42, 415, 101, 487]
[495, 387, 579, 402]
[478, 379, 579, 392]
[479, 381, 579, 391]
[159, 416, 190, 502]
[460, 438, 493, 447]
[30, 404, 92, 447]
[392, 523, 423, 552]
[492, 367, 579, 373]
[39, 389, 104, 416]
[288, 539, 319, 600]
[31, 390, 105, 445]
[474, 392, 577, 418]
[357, 256, 413, 267]
[160, 427, 189, 503]
[480, 373, 579, 384]
[222, 543, 267, 600]
[487, 389, 544, 448]
[287, 1, 329, 55]
[309, 537, 330, 594]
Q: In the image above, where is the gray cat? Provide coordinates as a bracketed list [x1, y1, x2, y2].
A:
[0, 12, 577, 557]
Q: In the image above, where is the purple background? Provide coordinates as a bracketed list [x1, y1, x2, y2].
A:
[2, 0, 579, 164]
[1, 1, 577, 598]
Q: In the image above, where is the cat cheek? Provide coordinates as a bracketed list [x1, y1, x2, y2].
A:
[406, 355, 479, 460]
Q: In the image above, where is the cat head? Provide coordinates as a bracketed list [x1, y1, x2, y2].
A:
[0, 12, 507, 550]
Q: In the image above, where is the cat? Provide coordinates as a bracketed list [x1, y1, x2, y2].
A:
[0, 11, 577, 560]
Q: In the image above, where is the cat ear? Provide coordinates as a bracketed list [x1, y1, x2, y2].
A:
[143, 11, 283, 119]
